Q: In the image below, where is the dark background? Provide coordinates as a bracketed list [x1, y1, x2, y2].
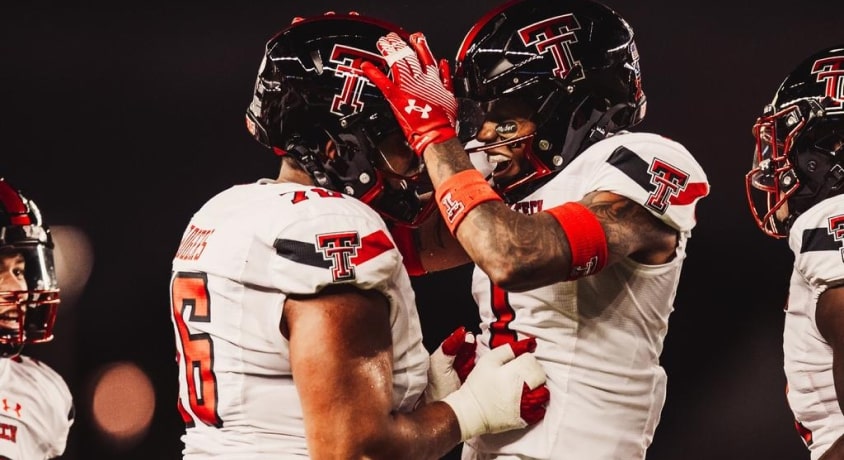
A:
[2, 1, 842, 458]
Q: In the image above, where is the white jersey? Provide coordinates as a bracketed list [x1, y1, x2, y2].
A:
[0, 355, 74, 460]
[170, 179, 428, 459]
[783, 195, 844, 460]
[465, 132, 709, 459]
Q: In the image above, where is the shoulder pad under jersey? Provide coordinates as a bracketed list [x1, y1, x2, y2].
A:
[790, 195, 844, 288]
[268, 187, 404, 295]
[580, 132, 710, 232]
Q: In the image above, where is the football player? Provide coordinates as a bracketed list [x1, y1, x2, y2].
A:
[745, 43, 844, 460]
[361, 0, 711, 458]
[0, 178, 73, 460]
[168, 12, 549, 459]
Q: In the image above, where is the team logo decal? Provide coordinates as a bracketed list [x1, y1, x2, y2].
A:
[440, 192, 465, 224]
[316, 231, 361, 282]
[0, 422, 17, 442]
[495, 120, 518, 137]
[646, 158, 690, 214]
[328, 45, 387, 116]
[571, 256, 599, 278]
[517, 14, 584, 81]
[827, 214, 844, 261]
[811, 55, 844, 113]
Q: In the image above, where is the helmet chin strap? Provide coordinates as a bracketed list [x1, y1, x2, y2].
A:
[286, 144, 331, 188]
[0, 340, 24, 358]
[560, 97, 613, 164]
[586, 101, 635, 145]
[789, 162, 844, 222]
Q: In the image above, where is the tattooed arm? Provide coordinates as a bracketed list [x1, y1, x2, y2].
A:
[423, 137, 678, 292]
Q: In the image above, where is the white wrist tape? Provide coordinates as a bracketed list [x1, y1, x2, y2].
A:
[383, 44, 415, 67]
[442, 347, 544, 440]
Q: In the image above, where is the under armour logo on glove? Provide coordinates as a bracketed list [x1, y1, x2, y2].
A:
[405, 99, 432, 119]
[361, 32, 458, 155]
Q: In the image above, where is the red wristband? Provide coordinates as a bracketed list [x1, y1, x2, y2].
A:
[435, 170, 502, 235]
[389, 223, 427, 277]
[544, 202, 608, 280]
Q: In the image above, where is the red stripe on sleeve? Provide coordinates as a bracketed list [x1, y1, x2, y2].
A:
[670, 182, 709, 205]
[351, 229, 396, 265]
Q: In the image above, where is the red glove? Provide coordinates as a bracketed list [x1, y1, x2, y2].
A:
[441, 326, 477, 382]
[520, 381, 551, 425]
[505, 337, 550, 425]
[361, 32, 458, 155]
[424, 326, 477, 402]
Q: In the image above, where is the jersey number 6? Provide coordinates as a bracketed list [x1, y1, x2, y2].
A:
[171, 271, 223, 428]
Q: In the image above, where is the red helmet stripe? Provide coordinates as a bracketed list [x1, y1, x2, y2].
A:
[0, 181, 30, 225]
[269, 13, 410, 44]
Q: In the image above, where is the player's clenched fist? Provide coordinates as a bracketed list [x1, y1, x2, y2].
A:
[361, 32, 458, 155]
[441, 336, 550, 441]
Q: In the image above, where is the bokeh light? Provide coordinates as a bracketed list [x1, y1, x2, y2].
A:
[50, 225, 94, 310]
[89, 361, 156, 449]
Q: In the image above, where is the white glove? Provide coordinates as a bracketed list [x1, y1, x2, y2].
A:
[441, 339, 548, 441]
[424, 327, 476, 402]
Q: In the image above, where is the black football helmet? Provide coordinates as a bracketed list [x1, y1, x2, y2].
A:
[453, 0, 646, 199]
[746, 44, 844, 238]
[245, 12, 436, 227]
[0, 179, 60, 357]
